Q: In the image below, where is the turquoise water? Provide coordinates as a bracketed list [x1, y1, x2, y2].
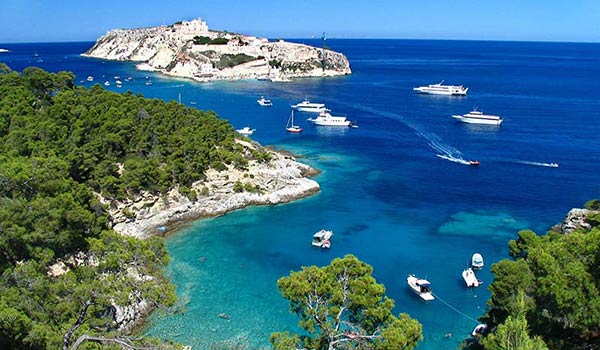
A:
[3, 40, 599, 350]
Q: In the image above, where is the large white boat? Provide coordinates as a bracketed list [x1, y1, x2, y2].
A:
[307, 111, 353, 127]
[471, 253, 484, 269]
[291, 99, 328, 113]
[413, 81, 468, 96]
[452, 110, 503, 126]
[257, 96, 273, 106]
[462, 268, 482, 288]
[312, 229, 333, 248]
[236, 126, 256, 136]
[407, 275, 435, 301]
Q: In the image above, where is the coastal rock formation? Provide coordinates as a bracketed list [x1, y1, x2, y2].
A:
[105, 143, 320, 239]
[83, 18, 351, 82]
[556, 208, 595, 234]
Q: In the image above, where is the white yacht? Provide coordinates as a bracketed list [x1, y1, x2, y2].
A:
[86, 76, 94, 82]
[452, 109, 503, 126]
[462, 268, 482, 288]
[471, 253, 484, 269]
[236, 127, 255, 136]
[257, 96, 273, 106]
[308, 111, 353, 127]
[413, 81, 468, 96]
[104, 81, 110, 86]
[312, 229, 333, 248]
[291, 99, 328, 113]
[286, 110, 302, 133]
[407, 275, 435, 301]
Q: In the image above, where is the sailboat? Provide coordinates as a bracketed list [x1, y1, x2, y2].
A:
[286, 110, 302, 133]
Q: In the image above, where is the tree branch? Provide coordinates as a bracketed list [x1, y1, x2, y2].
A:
[70, 334, 156, 350]
[63, 300, 93, 350]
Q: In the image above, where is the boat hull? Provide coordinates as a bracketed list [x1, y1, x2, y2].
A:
[407, 275, 435, 301]
[312, 120, 351, 127]
[453, 115, 503, 126]
[413, 87, 468, 96]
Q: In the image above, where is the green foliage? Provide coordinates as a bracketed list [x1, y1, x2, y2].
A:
[233, 180, 244, 193]
[482, 314, 548, 350]
[192, 36, 229, 45]
[585, 199, 600, 210]
[269, 59, 282, 68]
[483, 219, 600, 350]
[216, 53, 258, 69]
[273, 254, 422, 350]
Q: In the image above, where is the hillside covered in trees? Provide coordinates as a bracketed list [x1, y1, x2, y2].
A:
[0, 64, 257, 349]
[472, 200, 600, 350]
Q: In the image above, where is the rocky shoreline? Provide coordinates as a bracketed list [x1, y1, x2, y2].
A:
[105, 141, 320, 239]
[82, 17, 351, 82]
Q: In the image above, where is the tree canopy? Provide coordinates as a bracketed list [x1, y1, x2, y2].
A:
[479, 204, 600, 350]
[271, 254, 423, 350]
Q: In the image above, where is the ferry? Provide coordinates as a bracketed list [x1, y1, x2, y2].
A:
[291, 99, 328, 113]
[413, 81, 468, 96]
[452, 109, 503, 126]
[307, 111, 353, 127]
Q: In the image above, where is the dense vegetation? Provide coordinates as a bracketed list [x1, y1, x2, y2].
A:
[271, 255, 423, 350]
[474, 200, 600, 350]
[216, 53, 258, 69]
[0, 64, 253, 349]
[192, 35, 229, 45]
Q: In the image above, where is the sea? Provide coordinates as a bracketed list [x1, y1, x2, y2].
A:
[2, 39, 600, 350]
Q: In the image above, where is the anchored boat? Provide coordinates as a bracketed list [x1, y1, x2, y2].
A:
[407, 275, 435, 301]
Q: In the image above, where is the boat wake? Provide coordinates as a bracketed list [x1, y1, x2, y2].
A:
[515, 160, 559, 168]
[436, 154, 470, 165]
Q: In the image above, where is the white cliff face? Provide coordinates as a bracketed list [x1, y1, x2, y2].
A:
[106, 145, 320, 239]
[83, 20, 351, 81]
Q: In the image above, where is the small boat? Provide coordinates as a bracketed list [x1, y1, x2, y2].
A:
[468, 160, 480, 166]
[312, 229, 333, 249]
[407, 275, 435, 301]
[104, 81, 110, 86]
[471, 253, 484, 269]
[257, 96, 273, 106]
[548, 162, 559, 168]
[114, 76, 120, 80]
[462, 268, 482, 288]
[286, 110, 302, 133]
[292, 99, 328, 113]
[452, 109, 503, 126]
[413, 81, 468, 96]
[145, 81, 152, 86]
[86, 76, 94, 82]
[307, 111, 353, 127]
[472, 324, 488, 337]
[236, 127, 255, 136]
[115, 80, 122, 85]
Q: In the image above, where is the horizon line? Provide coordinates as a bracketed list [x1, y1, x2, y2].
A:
[1, 37, 599, 46]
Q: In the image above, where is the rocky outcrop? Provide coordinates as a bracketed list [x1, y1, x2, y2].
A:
[556, 208, 595, 234]
[104, 142, 320, 239]
[83, 18, 351, 82]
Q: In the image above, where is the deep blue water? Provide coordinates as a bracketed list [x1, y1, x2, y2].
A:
[2, 39, 600, 350]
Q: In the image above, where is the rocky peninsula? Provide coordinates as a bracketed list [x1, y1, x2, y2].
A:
[105, 140, 320, 239]
[83, 17, 351, 82]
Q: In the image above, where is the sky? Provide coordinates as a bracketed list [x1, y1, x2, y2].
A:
[1, 0, 599, 43]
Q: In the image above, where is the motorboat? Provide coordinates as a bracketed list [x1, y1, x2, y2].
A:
[115, 80, 122, 85]
[291, 99, 328, 113]
[86, 76, 94, 82]
[468, 160, 480, 166]
[548, 163, 559, 168]
[286, 110, 302, 133]
[257, 96, 273, 106]
[462, 268, 482, 288]
[312, 229, 333, 248]
[236, 127, 255, 136]
[471, 253, 484, 269]
[472, 324, 488, 337]
[104, 81, 110, 86]
[413, 81, 468, 96]
[407, 275, 435, 301]
[452, 109, 503, 126]
[307, 111, 353, 127]
[145, 81, 152, 86]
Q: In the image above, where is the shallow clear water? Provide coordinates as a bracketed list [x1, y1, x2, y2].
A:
[3, 39, 599, 350]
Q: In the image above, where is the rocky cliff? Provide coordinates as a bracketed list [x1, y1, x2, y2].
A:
[83, 18, 351, 81]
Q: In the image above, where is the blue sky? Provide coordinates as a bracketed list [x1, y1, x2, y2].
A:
[1, 0, 599, 43]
